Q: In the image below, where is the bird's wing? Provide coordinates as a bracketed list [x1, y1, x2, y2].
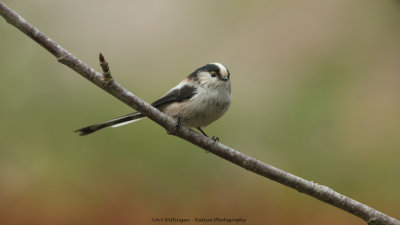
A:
[151, 84, 197, 108]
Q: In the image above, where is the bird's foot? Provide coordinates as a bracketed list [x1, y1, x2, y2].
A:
[211, 136, 219, 142]
[196, 127, 219, 142]
[168, 116, 181, 134]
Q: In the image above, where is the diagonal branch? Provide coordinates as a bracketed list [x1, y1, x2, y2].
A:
[0, 2, 398, 225]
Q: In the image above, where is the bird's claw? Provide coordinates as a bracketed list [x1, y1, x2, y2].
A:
[174, 116, 181, 130]
[211, 136, 219, 142]
[168, 116, 181, 134]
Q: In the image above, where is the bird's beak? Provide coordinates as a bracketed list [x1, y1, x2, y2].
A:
[220, 76, 229, 81]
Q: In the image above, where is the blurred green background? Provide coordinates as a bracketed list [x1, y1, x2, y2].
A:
[1, 0, 399, 224]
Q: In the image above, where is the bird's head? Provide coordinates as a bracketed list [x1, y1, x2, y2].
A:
[187, 63, 230, 88]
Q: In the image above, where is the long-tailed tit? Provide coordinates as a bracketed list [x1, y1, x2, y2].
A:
[75, 63, 231, 140]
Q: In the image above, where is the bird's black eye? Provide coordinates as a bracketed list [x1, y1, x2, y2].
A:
[210, 71, 217, 77]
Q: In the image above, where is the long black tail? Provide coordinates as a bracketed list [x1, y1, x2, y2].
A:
[74, 112, 144, 136]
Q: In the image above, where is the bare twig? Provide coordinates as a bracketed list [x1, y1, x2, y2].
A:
[0, 2, 398, 225]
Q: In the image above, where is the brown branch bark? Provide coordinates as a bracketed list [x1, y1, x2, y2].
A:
[0, 2, 398, 225]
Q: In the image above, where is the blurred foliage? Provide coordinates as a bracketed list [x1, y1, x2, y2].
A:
[0, 0, 399, 224]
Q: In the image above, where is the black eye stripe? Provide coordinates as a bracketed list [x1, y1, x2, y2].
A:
[202, 64, 220, 73]
[188, 64, 226, 80]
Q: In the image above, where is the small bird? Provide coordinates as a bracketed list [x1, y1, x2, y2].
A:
[74, 63, 231, 140]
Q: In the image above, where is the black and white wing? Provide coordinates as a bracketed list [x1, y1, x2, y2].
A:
[151, 83, 197, 108]
[74, 83, 197, 136]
